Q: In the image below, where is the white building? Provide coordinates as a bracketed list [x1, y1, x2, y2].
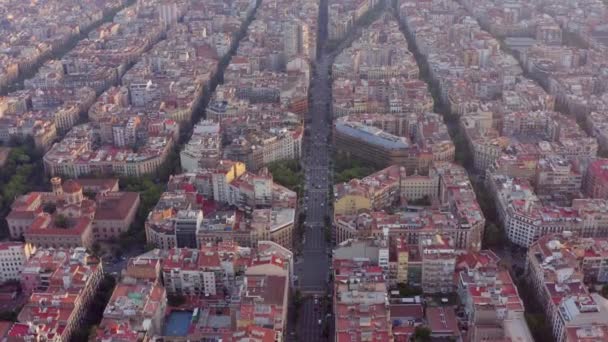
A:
[159, 2, 179, 26]
[180, 120, 222, 172]
[0, 242, 30, 283]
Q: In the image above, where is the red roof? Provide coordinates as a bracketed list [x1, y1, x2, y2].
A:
[94, 192, 139, 220]
[62, 180, 82, 194]
[426, 307, 459, 335]
[7, 323, 31, 337]
[393, 326, 415, 342]
[589, 159, 608, 184]
[28, 216, 91, 236]
[390, 304, 423, 320]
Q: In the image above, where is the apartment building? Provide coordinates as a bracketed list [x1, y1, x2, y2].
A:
[488, 173, 608, 248]
[420, 235, 457, 294]
[584, 158, 608, 199]
[12, 248, 103, 341]
[333, 257, 392, 342]
[526, 233, 608, 342]
[0, 242, 31, 284]
[456, 250, 533, 341]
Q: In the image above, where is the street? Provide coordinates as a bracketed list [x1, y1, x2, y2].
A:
[296, 47, 332, 303]
[297, 0, 332, 296]
[291, 0, 335, 340]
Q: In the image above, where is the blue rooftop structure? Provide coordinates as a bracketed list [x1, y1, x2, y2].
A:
[163, 311, 193, 337]
[336, 121, 410, 150]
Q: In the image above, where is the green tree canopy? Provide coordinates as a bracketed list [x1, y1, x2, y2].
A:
[54, 214, 69, 229]
[412, 326, 431, 342]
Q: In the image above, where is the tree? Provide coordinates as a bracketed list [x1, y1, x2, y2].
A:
[483, 223, 504, 247]
[54, 214, 69, 229]
[408, 196, 431, 206]
[324, 226, 332, 243]
[91, 242, 102, 256]
[156, 146, 180, 181]
[333, 153, 379, 183]
[167, 294, 187, 307]
[83, 191, 97, 199]
[412, 326, 431, 342]
[0, 140, 45, 239]
[293, 290, 303, 309]
[117, 176, 164, 248]
[267, 160, 303, 191]
[602, 285, 608, 299]
[70, 326, 92, 342]
[42, 203, 56, 214]
[74, 275, 116, 342]
[452, 131, 473, 168]
[473, 182, 498, 222]
[144, 243, 157, 252]
[397, 283, 422, 297]
[0, 311, 17, 322]
[525, 313, 552, 342]
[298, 212, 306, 225]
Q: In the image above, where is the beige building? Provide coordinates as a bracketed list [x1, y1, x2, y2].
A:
[400, 172, 438, 202]
[249, 208, 295, 250]
[534, 156, 582, 197]
[333, 165, 402, 216]
[43, 124, 175, 178]
[24, 215, 95, 249]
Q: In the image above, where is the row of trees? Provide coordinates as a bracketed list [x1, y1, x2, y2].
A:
[70, 275, 117, 341]
[393, 0, 508, 253]
[325, 0, 386, 53]
[0, 138, 47, 238]
[116, 176, 165, 249]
